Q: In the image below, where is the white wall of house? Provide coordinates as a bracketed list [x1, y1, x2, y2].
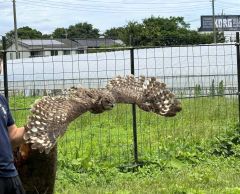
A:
[44, 50, 83, 57]
[6, 44, 30, 60]
[7, 43, 87, 60]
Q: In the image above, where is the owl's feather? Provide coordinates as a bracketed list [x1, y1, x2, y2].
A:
[23, 75, 181, 153]
[107, 75, 181, 116]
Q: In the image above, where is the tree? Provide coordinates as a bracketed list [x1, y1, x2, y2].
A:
[194, 84, 202, 97]
[104, 16, 225, 46]
[104, 27, 125, 39]
[209, 79, 215, 97]
[6, 26, 43, 40]
[217, 80, 224, 96]
[52, 28, 67, 39]
[123, 21, 143, 46]
[42, 34, 52, 39]
[5, 26, 44, 46]
[67, 22, 100, 38]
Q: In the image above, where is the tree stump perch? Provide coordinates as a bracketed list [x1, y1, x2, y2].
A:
[14, 144, 57, 194]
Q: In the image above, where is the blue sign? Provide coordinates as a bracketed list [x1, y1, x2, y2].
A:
[199, 15, 240, 31]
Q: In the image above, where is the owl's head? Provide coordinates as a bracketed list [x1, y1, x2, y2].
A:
[90, 90, 115, 114]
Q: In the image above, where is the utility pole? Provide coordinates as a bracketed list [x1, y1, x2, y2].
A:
[221, 9, 224, 33]
[211, 0, 217, 43]
[13, 0, 19, 59]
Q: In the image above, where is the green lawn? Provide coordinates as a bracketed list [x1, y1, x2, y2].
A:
[10, 95, 240, 194]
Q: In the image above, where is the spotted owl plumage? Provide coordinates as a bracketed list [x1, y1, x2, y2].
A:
[23, 75, 182, 153]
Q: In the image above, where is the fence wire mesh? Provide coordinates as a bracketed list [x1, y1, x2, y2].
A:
[1, 36, 239, 166]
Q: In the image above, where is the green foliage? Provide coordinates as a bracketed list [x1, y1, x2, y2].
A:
[6, 26, 43, 46]
[54, 96, 238, 193]
[209, 79, 215, 97]
[217, 80, 225, 96]
[105, 16, 224, 46]
[52, 28, 68, 39]
[6, 26, 43, 39]
[104, 27, 125, 39]
[194, 84, 201, 97]
[213, 124, 240, 157]
[209, 80, 225, 97]
[11, 96, 239, 193]
[67, 22, 100, 38]
[52, 23, 100, 39]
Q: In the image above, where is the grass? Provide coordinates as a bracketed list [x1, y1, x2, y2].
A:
[10, 95, 240, 194]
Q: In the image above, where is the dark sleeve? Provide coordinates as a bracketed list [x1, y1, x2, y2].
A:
[7, 107, 15, 127]
[1, 95, 15, 126]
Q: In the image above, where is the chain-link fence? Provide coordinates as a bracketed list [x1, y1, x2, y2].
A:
[1, 34, 239, 166]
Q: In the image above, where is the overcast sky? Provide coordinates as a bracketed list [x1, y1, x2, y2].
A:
[0, 0, 239, 36]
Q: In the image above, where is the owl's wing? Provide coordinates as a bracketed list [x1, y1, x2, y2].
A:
[23, 88, 97, 153]
[106, 75, 181, 117]
[23, 75, 181, 154]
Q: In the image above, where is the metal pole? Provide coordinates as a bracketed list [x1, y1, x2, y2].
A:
[2, 37, 9, 101]
[130, 47, 138, 164]
[13, 0, 19, 59]
[236, 32, 240, 122]
[211, 0, 217, 43]
[221, 9, 224, 33]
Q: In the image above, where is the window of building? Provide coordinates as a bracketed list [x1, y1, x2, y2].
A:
[76, 50, 84, 54]
[63, 50, 71, 55]
[51, 50, 58, 56]
[30, 51, 43, 58]
[10, 53, 13, 60]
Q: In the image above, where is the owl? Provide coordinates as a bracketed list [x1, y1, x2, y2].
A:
[23, 75, 182, 153]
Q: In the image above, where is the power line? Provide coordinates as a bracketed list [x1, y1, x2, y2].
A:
[15, 0, 218, 13]
[217, 0, 240, 6]
[0, 0, 211, 5]
[18, 0, 211, 10]
[1, 0, 232, 14]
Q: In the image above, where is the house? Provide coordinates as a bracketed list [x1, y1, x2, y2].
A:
[6, 39, 86, 60]
[6, 38, 125, 60]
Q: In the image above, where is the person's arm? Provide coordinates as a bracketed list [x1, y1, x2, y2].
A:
[8, 124, 25, 148]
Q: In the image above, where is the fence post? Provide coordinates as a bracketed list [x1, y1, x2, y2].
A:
[2, 37, 9, 101]
[130, 47, 138, 164]
[236, 32, 240, 122]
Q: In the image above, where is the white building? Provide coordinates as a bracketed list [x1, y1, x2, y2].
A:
[6, 39, 86, 60]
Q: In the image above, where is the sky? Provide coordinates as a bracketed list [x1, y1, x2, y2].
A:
[0, 0, 239, 36]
